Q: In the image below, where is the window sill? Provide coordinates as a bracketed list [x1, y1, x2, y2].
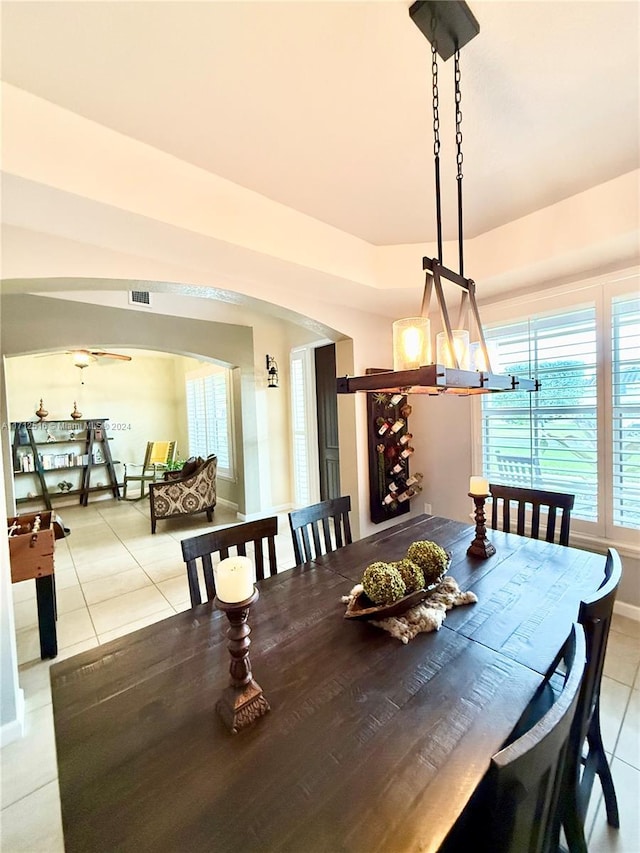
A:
[569, 530, 640, 561]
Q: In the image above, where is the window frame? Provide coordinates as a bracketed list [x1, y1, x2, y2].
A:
[185, 364, 235, 481]
[471, 267, 639, 554]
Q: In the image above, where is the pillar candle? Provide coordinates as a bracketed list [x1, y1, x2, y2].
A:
[469, 476, 489, 496]
[216, 556, 254, 603]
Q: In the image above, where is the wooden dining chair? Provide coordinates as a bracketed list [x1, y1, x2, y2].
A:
[489, 483, 575, 546]
[561, 548, 622, 852]
[288, 496, 352, 565]
[486, 625, 586, 853]
[441, 625, 587, 853]
[180, 516, 278, 607]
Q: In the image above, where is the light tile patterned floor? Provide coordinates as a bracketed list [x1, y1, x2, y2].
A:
[1, 500, 639, 851]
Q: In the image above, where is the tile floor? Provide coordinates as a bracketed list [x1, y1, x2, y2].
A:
[1, 500, 639, 852]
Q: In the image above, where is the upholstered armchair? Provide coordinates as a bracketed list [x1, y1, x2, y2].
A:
[148, 455, 217, 533]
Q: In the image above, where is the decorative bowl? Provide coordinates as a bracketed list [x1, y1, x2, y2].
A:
[344, 552, 452, 621]
[344, 586, 437, 620]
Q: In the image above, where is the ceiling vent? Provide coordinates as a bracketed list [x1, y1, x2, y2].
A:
[128, 290, 152, 308]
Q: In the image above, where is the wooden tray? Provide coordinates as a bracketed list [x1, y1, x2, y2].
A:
[344, 554, 451, 621]
[344, 586, 435, 620]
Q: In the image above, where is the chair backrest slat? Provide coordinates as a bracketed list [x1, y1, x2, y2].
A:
[559, 512, 572, 548]
[489, 484, 575, 547]
[181, 516, 279, 606]
[254, 539, 265, 581]
[313, 521, 326, 556]
[517, 501, 527, 537]
[288, 496, 352, 565]
[300, 527, 313, 563]
[185, 558, 202, 606]
[332, 512, 344, 549]
[320, 516, 334, 552]
[201, 553, 215, 603]
[267, 537, 277, 577]
[502, 499, 511, 534]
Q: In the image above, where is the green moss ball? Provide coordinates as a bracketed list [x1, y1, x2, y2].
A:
[362, 561, 406, 605]
[405, 541, 449, 585]
[393, 558, 425, 593]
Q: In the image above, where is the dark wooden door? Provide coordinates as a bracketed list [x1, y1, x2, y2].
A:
[315, 344, 340, 500]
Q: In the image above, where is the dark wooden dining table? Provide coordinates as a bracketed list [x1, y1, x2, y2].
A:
[50, 514, 606, 853]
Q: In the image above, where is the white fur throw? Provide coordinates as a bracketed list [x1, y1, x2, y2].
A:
[342, 576, 478, 644]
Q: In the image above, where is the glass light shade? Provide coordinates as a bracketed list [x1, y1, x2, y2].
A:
[469, 341, 501, 373]
[436, 330, 470, 369]
[73, 351, 92, 368]
[393, 317, 431, 371]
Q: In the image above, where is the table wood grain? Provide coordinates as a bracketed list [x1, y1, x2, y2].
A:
[313, 514, 606, 675]
[51, 516, 603, 853]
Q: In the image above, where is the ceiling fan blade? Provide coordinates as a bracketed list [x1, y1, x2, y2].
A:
[91, 351, 132, 361]
[34, 349, 132, 362]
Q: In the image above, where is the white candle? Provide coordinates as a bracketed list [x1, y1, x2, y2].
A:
[215, 556, 254, 603]
[469, 476, 489, 496]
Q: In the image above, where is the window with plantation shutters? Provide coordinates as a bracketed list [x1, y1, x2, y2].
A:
[476, 271, 640, 543]
[185, 368, 233, 478]
[481, 306, 598, 522]
[612, 294, 640, 529]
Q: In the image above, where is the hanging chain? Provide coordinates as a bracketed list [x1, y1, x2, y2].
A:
[431, 14, 443, 263]
[454, 48, 464, 276]
[454, 49, 463, 181]
[431, 27, 440, 157]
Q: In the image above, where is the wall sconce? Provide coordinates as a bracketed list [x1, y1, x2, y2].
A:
[266, 355, 279, 389]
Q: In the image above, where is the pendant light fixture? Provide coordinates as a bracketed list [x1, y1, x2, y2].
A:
[337, 1, 539, 397]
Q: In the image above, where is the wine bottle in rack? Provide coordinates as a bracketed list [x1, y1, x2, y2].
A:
[376, 418, 391, 436]
[397, 483, 423, 503]
[399, 432, 413, 446]
[390, 418, 405, 434]
[399, 446, 415, 460]
[405, 473, 423, 488]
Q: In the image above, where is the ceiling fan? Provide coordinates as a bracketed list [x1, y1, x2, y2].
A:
[70, 349, 132, 366]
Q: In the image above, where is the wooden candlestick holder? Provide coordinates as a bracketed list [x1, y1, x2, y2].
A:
[214, 587, 270, 734]
[467, 493, 496, 559]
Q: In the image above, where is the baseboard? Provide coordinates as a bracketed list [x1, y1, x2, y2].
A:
[614, 600, 640, 622]
[236, 503, 293, 522]
[0, 687, 25, 747]
[215, 498, 238, 512]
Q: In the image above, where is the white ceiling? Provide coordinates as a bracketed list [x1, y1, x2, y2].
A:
[1, 0, 638, 247]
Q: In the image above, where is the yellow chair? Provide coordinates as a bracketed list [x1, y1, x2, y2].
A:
[123, 441, 177, 500]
